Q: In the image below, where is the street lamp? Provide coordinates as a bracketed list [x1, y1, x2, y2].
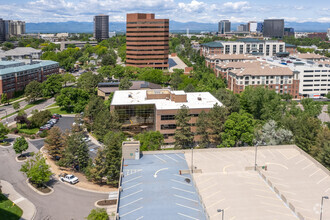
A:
[320, 196, 329, 220]
[217, 209, 224, 220]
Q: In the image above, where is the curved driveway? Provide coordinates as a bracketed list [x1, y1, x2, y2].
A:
[0, 135, 108, 220]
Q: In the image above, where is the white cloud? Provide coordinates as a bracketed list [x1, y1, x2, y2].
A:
[223, 1, 250, 11]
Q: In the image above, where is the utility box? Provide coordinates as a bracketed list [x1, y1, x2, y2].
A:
[122, 141, 140, 160]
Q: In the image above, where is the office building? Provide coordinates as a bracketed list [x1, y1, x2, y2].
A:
[200, 38, 286, 57]
[110, 89, 222, 144]
[0, 47, 42, 60]
[284, 28, 295, 37]
[257, 22, 263, 33]
[126, 13, 169, 69]
[307, 32, 327, 40]
[237, 24, 248, 32]
[0, 19, 5, 42]
[218, 20, 231, 34]
[263, 19, 284, 38]
[0, 60, 59, 98]
[94, 15, 109, 41]
[248, 21, 258, 32]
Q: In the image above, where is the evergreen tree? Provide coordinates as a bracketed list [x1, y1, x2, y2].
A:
[174, 105, 193, 149]
[208, 103, 228, 145]
[44, 126, 64, 159]
[196, 111, 210, 148]
[93, 110, 121, 141]
[119, 77, 133, 90]
[84, 96, 107, 126]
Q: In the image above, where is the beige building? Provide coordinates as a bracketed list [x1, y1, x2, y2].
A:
[110, 89, 222, 144]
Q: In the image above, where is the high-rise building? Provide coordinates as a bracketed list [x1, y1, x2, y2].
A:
[284, 28, 295, 37]
[237, 24, 248, 32]
[218, 20, 231, 34]
[263, 19, 284, 38]
[0, 19, 5, 42]
[257, 22, 264, 33]
[126, 13, 169, 69]
[248, 21, 257, 32]
[94, 15, 109, 41]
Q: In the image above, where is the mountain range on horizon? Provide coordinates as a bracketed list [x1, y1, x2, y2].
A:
[25, 21, 330, 34]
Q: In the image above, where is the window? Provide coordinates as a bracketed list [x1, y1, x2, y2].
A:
[233, 45, 237, 54]
[161, 115, 175, 120]
[239, 45, 243, 54]
[161, 124, 176, 130]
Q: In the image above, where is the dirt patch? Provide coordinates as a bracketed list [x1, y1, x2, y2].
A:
[42, 150, 117, 192]
[29, 180, 52, 194]
[97, 199, 117, 206]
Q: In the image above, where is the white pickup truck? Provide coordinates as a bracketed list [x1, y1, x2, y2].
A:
[59, 173, 79, 184]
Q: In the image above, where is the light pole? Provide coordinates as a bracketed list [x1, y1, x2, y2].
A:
[191, 147, 194, 173]
[320, 196, 329, 220]
[254, 142, 258, 171]
[217, 209, 224, 220]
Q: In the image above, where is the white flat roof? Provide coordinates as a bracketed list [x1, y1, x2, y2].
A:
[111, 90, 223, 110]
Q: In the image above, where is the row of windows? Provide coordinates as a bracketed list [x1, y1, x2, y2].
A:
[304, 75, 329, 77]
[160, 114, 199, 121]
[303, 84, 330, 87]
[127, 26, 169, 29]
[303, 89, 330, 91]
[126, 44, 169, 47]
[127, 21, 169, 24]
[127, 31, 168, 33]
[304, 79, 329, 82]
[126, 62, 168, 65]
[127, 53, 168, 56]
[304, 70, 329, 73]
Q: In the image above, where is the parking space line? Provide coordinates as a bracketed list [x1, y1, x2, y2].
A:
[120, 206, 143, 217]
[196, 152, 211, 160]
[172, 187, 195, 194]
[317, 176, 328, 184]
[154, 154, 166, 163]
[266, 162, 289, 170]
[171, 179, 192, 186]
[175, 153, 185, 160]
[207, 198, 225, 208]
[326, 188, 330, 193]
[174, 194, 198, 203]
[267, 149, 276, 158]
[176, 203, 201, 212]
[121, 189, 143, 199]
[164, 154, 178, 162]
[174, 174, 189, 179]
[136, 216, 144, 220]
[289, 198, 302, 203]
[279, 190, 296, 196]
[302, 163, 313, 170]
[267, 209, 295, 217]
[265, 175, 283, 181]
[295, 158, 305, 165]
[251, 188, 273, 193]
[178, 212, 199, 220]
[122, 176, 142, 184]
[261, 201, 288, 209]
[200, 183, 217, 192]
[256, 194, 281, 201]
[204, 191, 221, 200]
[223, 164, 233, 174]
[198, 176, 214, 185]
[124, 182, 142, 191]
[287, 153, 299, 160]
[120, 198, 143, 209]
[309, 169, 321, 177]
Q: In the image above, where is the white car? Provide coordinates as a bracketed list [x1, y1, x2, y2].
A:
[82, 137, 91, 142]
[59, 174, 79, 184]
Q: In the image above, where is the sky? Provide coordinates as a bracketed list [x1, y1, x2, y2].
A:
[0, 0, 329, 23]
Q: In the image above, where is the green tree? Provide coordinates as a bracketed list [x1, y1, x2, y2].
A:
[170, 70, 184, 90]
[42, 74, 63, 97]
[92, 110, 121, 141]
[0, 123, 9, 142]
[221, 111, 256, 147]
[119, 77, 133, 90]
[315, 127, 330, 169]
[135, 131, 164, 151]
[301, 98, 322, 118]
[196, 111, 210, 148]
[77, 71, 103, 93]
[20, 152, 52, 187]
[44, 127, 64, 159]
[1, 93, 8, 105]
[213, 88, 240, 113]
[62, 73, 76, 87]
[13, 102, 20, 111]
[208, 104, 229, 145]
[184, 84, 196, 92]
[254, 120, 293, 145]
[13, 136, 29, 157]
[86, 208, 109, 220]
[56, 87, 90, 113]
[25, 81, 42, 102]
[30, 110, 52, 128]
[174, 105, 193, 149]
[84, 96, 107, 126]
[137, 68, 166, 85]
[101, 52, 117, 66]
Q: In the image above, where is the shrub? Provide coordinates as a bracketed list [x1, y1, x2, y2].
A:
[39, 130, 48, 138]
[30, 110, 52, 128]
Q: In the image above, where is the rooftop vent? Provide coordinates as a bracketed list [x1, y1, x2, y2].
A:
[128, 94, 132, 98]
[197, 97, 202, 101]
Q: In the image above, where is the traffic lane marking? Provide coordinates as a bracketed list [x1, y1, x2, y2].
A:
[153, 154, 166, 163]
[120, 206, 143, 217]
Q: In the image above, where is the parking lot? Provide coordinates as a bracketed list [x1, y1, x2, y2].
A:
[118, 153, 207, 220]
[184, 146, 330, 220]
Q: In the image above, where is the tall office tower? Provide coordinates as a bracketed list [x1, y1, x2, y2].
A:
[257, 22, 264, 33]
[263, 19, 284, 38]
[248, 21, 257, 32]
[126, 13, 169, 69]
[237, 24, 248, 32]
[0, 19, 5, 42]
[218, 20, 231, 34]
[94, 15, 109, 41]
[284, 28, 294, 37]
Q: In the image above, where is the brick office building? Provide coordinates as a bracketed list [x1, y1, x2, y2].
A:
[126, 13, 169, 69]
[0, 60, 59, 98]
[110, 89, 222, 144]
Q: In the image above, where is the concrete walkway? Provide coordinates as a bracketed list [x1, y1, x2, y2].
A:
[1, 180, 36, 220]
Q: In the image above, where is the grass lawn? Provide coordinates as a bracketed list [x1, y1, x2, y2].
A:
[0, 193, 23, 220]
[17, 124, 39, 135]
[48, 107, 75, 115]
[45, 103, 59, 108]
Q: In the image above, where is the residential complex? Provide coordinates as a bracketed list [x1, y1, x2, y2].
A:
[0, 19, 25, 42]
[218, 20, 231, 34]
[263, 19, 284, 38]
[200, 39, 288, 57]
[110, 89, 222, 144]
[94, 15, 109, 41]
[0, 60, 59, 98]
[126, 13, 169, 69]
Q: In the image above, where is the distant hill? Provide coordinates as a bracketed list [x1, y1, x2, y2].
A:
[26, 21, 329, 33]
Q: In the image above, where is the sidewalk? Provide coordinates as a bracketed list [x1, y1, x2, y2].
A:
[0, 97, 26, 107]
[0, 180, 36, 220]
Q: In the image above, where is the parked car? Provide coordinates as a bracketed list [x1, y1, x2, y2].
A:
[52, 114, 62, 119]
[59, 173, 79, 184]
[82, 137, 91, 142]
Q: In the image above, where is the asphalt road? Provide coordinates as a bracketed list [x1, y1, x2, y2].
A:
[0, 135, 108, 220]
[318, 105, 330, 122]
[0, 100, 28, 118]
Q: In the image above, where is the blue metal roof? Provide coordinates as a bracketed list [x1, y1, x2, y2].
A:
[0, 60, 59, 76]
[201, 42, 224, 48]
[0, 61, 24, 66]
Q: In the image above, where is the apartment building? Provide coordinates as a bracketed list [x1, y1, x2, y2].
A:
[110, 89, 222, 144]
[205, 54, 257, 69]
[265, 57, 330, 98]
[200, 39, 286, 57]
[215, 60, 300, 97]
[126, 13, 169, 69]
[0, 60, 59, 98]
